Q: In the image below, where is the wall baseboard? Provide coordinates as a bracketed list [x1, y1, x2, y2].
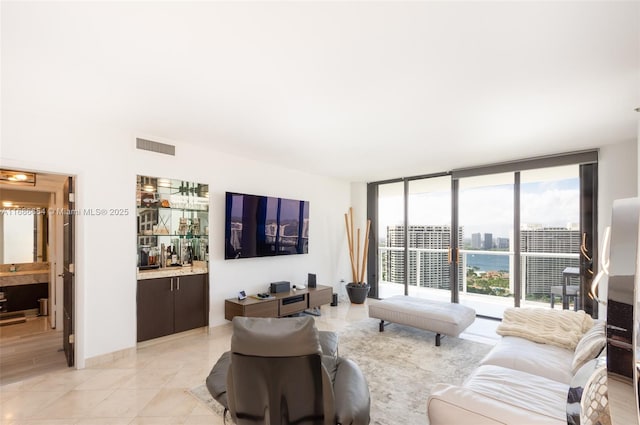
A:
[85, 326, 214, 368]
[85, 347, 136, 368]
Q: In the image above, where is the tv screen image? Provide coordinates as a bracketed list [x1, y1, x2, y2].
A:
[225, 192, 309, 259]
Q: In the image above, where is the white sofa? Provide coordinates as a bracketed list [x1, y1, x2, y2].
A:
[427, 309, 605, 425]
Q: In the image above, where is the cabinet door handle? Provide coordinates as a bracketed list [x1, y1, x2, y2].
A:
[170, 278, 173, 292]
[177, 277, 180, 291]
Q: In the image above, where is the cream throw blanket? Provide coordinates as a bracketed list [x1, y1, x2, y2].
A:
[497, 307, 594, 351]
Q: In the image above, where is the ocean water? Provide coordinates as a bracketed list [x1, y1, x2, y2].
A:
[466, 253, 510, 272]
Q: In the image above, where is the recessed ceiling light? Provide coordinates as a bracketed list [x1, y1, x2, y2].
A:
[0, 169, 36, 186]
[157, 179, 171, 188]
[2, 201, 13, 207]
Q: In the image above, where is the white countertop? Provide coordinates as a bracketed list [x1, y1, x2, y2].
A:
[0, 270, 50, 287]
[137, 266, 208, 280]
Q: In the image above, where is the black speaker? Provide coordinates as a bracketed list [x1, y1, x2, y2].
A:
[331, 293, 338, 307]
[308, 273, 317, 288]
[270, 281, 291, 293]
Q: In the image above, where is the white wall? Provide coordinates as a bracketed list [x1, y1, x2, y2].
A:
[599, 140, 638, 233]
[596, 139, 638, 317]
[1, 130, 351, 364]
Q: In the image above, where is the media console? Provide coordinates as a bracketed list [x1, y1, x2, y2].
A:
[224, 285, 333, 321]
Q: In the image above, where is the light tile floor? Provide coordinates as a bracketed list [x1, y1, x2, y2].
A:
[0, 300, 499, 425]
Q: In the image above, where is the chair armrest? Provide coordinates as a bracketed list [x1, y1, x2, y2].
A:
[333, 357, 370, 425]
[319, 330, 339, 358]
[205, 351, 230, 410]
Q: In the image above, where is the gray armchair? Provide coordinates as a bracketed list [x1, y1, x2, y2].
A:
[206, 316, 370, 425]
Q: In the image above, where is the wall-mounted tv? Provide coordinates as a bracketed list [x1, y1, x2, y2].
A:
[225, 192, 309, 259]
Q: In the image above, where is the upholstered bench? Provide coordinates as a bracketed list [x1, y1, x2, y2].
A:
[368, 295, 476, 346]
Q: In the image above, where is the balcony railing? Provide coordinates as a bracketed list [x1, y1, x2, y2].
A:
[378, 246, 580, 303]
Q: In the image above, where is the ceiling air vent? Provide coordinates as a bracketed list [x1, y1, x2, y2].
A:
[136, 138, 175, 156]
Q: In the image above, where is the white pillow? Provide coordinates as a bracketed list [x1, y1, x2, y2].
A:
[571, 321, 606, 375]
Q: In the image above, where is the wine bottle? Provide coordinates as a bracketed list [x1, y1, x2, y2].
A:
[171, 245, 178, 265]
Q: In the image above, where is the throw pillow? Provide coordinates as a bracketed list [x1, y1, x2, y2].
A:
[572, 321, 606, 375]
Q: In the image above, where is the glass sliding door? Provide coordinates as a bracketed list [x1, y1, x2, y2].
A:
[457, 173, 514, 317]
[377, 181, 406, 298]
[406, 176, 452, 300]
[519, 165, 580, 309]
[369, 151, 596, 312]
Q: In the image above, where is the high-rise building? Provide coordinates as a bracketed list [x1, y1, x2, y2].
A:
[483, 233, 493, 250]
[520, 226, 580, 298]
[496, 237, 509, 250]
[383, 225, 463, 289]
[471, 233, 482, 249]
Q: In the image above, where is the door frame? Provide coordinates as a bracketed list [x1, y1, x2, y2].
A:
[0, 164, 77, 367]
[62, 176, 75, 367]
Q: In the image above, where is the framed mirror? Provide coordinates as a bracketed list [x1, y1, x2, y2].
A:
[0, 189, 50, 264]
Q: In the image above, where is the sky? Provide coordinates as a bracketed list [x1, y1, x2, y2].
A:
[379, 177, 579, 239]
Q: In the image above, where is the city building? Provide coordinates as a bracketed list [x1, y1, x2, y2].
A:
[496, 237, 509, 250]
[520, 227, 581, 298]
[483, 233, 493, 250]
[384, 224, 580, 300]
[383, 225, 463, 289]
[471, 233, 482, 249]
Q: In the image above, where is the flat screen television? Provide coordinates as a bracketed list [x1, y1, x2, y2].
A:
[225, 192, 309, 259]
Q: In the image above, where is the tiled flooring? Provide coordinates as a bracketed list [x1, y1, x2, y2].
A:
[1, 316, 67, 385]
[0, 300, 499, 424]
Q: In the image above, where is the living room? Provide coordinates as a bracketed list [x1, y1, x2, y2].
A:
[1, 1, 639, 424]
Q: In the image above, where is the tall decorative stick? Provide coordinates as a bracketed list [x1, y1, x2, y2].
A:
[345, 209, 373, 284]
[356, 228, 361, 283]
[359, 219, 371, 284]
[344, 210, 357, 282]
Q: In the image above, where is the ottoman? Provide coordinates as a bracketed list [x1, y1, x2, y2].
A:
[368, 295, 476, 346]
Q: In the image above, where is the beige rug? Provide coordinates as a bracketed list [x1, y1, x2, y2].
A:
[190, 318, 493, 425]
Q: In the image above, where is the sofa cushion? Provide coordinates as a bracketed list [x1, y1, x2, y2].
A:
[571, 321, 606, 374]
[427, 365, 569, 425]
[480, 335, 574, 384]
[465, 365, 569, 422]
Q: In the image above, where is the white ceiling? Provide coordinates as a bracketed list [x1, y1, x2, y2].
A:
[3, 1, 639, 182]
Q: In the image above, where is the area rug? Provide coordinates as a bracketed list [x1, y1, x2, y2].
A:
[189, 319, 493, 425]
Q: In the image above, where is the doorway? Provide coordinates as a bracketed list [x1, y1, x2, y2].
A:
[0, 169, 75, 384]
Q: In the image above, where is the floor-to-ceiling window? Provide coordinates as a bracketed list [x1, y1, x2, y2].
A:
[406, 176, 452, 298]
[457, 173, 514, 317]
[519, 165, 581, 309]
[376, 181, 406, 298]
[368, 151, 597, 318]
[375, 175, 452, 300]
